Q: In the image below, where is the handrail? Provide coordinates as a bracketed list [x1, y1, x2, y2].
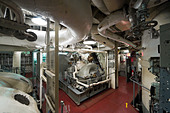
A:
[130, 75, 150, 91]
[45, 94, 55, 113]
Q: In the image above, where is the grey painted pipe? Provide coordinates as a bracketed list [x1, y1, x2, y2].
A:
[91, 25, 115, 49]
[8, 0, 92, 46]
[91, 0, 110, 15]
[98, 10, 137, 48]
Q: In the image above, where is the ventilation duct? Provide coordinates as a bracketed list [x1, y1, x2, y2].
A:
[98, 10, 137, 48]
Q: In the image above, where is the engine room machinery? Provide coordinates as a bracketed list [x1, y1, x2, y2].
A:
[47, 50, 110, 105]
[149, 23, 170, 113]
[0, 72, 40, 113]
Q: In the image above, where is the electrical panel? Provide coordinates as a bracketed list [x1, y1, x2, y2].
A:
[21, 52, 33, 74]
[0, 52, 13, 71]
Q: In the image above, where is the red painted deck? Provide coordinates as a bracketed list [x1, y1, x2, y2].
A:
[58, 76, 139, 113]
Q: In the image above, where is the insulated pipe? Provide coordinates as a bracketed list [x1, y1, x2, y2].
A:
[98, 10, 137, 48]
[89, 79, 110, 87]
[91, 25, 115, 49]
[91, 0, 110, 15]
[10, 0, 92, 46]
[100, 30, 137, 48]
[92, 34, 115, 49]
[73, 65, 110, 88]
[73, 66, 89, 88]
[84, 45, 93, 50]
[92, 0, 127, 15]
[98, 11, 125, 32]
[0, 0, 24, 23]
[133, 0, 143, 9]
[0, 87, 40, 113]
[0, 72, 33, 93]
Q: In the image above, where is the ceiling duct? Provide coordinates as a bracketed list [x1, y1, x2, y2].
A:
[2, 0, 92, 47]
[98, 10, 137, 48]
[92, 0, 126, 15]
[91, 0, 110, 15]
[91, 25, 115, 49]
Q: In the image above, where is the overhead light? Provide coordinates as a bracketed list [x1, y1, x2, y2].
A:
[118, 47, 121, 49]
[59, 52, 68, 55]
[124, 50, 129, 53]
[83, 36, 96, 45]
[31, 17, 47, 26]
[36, 45, 41, 48]
[126, 53, 131, 57]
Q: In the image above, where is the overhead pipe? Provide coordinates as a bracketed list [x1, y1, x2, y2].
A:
[98, 10, 137, 48]
[132, 0, 143, 9]
[92, 0, 127, 15]
[73, 65, 110, 88]
[91, 0, 110, 15]
[0, 0, 24, 23]
[6, 0, 92, 47]
[92, 34, 115, 49]
[91, 25, 115, 49]
[84, 45, 93, 50]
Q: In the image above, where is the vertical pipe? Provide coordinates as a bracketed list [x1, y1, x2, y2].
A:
[37, 50, 40, 108]
[133, 57, 136, 107]
[39, 50, 43, 109]
[32, 52, 34, 80]
[115, 42, 119, 88]
[37, 50, 41, 109]
[40, 75, 42, 109]
[136, 56, 140, 95]
[105, 52, 107, 77]
[106, 52, 109, 79]
[60, 101, 64, 113]
[55, 21, 59, 113]
[133, 81, 135, 106]
[46, 18, 50, 112]
[46, 18, 50, 70]
[98, 42, 100, 51]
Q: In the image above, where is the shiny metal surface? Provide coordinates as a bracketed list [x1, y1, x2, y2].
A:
[0, 87, 39, 113]
[10, 0, 92, 46]
[77, 63, 103, 78]
[98, 10, 137, 48]
[0, 72, 33, 93]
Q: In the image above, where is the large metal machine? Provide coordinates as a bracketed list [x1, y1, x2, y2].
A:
[149, 23, 170, 113]
[0, 72, 40, 113]
[48, 50, 110, 105]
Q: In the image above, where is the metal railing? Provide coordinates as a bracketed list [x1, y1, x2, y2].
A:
[130, 75, 150, 106]
[60, 101, 70, 113]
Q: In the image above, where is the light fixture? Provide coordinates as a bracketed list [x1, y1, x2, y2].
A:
[35, 45, 41, 48]
[124, 50, 129, 53]
[83, 36, 96, 45]
[59, 52, 68, 55]
[31, 17, 47, 26]
[118, 47, 121, 49]
[126, 53, 131, 57]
